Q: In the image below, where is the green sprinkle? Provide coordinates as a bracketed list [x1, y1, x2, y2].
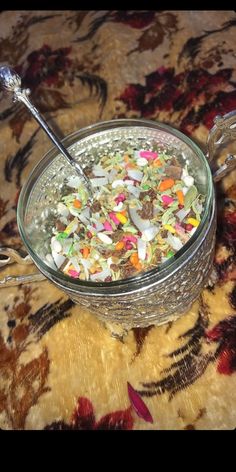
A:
[67, 243, 74, 257]
[142, 184, 150, 190]
[56, 232, 68, 240]
[77, 184, 89, 205]
[167, 250, 174, 258]
[184, 185, 198, 210]
[161, 204, 178, 225]
[122, 225, 138, 234]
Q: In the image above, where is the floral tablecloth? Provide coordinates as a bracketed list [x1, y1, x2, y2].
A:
[0, 10, 236, 430]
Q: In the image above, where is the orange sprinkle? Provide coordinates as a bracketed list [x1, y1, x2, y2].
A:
[120, 210, 127, 216]
[153, 158, 162, 167]
[73, 199, 82, 209]
[176, 190, 184, 206]
[82, 247, 90, 258]
[159, 179, 175, 192]
[126, 163, 137, 169]
[115, 241, 125, 251]
[89, 266, 97, 274]
[135, 261, 142, 271]
[124, 155, 130, 163]
[130, 256, 142, 271]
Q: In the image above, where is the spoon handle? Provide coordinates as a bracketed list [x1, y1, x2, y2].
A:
[0, 66, 92, 191]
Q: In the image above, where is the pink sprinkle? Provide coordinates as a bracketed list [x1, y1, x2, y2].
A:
[140, 150, 158, 160]
[161, 195, 174, 206]
[103, 221, 113, 231]
[185, 223, 193, 232]
[125, 242, 133, 250]
[115, 193, 126, 204]
[68, 269, 80, 278]
[175, 223, 184, 233]
[123, 235, 137, 244]
[109, 212, 120, 225]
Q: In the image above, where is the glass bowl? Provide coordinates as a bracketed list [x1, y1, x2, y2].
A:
[17, 118, 216, 328]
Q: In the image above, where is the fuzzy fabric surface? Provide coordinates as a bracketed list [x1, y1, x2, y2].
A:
[0, 10, 236, 430]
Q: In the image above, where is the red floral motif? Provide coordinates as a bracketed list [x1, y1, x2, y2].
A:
[15, 44, 72, 90]
[118, 67, 236, 135]
[119, 84, 146, 111]
[206, 316, 236, 375]
[2, 43, 107, 140]
[111, 11, 156, 29]
[214, 209, 236, 283]
[71, 397, 95, 429]
[4, 44, 72, 140]
[45, 397, 134, 430]
[221, 212, 236, 244]
[74, 11, 173, 47]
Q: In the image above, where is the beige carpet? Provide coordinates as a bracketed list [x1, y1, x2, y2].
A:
[0, 10, 236, 429]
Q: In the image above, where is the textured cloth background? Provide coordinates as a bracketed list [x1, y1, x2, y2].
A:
[0, 10, 236, 430]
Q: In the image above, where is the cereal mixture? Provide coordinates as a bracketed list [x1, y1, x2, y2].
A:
[45, 147, 205, 282]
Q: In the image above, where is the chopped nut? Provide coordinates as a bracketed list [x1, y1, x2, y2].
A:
[138, 201, 154, 219]
[55, 220, 66, 232]
[165, 165, 182, 180]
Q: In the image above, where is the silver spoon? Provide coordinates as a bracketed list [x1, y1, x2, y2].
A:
[0, 65, 93, 196]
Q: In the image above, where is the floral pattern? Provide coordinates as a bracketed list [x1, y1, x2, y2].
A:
[0, 286, 74, 429]
[206, 316, 236, 375]
[45, 397, 134, 430]
[0, 10, 236, 430]
[0, 286, 50, 429]
[118, 67, 236, 135]
[1, 44, 107, 141]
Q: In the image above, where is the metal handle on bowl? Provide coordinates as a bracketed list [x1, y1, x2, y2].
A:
[0, 247, 45, 287]
[207, 110, 236, 182]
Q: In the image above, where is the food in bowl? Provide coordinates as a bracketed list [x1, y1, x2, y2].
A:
[46, 144, 205, 282]
[16, 119, 217, 327]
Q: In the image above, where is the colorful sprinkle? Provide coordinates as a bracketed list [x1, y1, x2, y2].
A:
[139, 150, 158, 160]
[68, 269, 80, 278]
[164, 224, 176, 234]
[187, 217, 200, 227]
[109, 212, 120, 225]
[103, 221, 113, 231]
[116, 212, 128, 224]
[159, 179, 175, 192]
[161, 195, 174, 206]
[47, 145, 205, 282]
